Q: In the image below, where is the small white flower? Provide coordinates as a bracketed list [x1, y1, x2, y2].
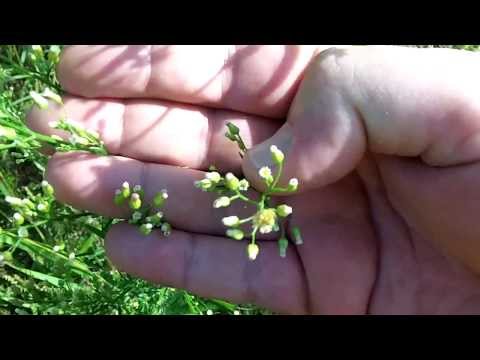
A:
[53, 245, 60, 252]
[238, 179, 249, 191]
[213, 196, 231, 208]
[222, 216, 240, 227]
[258, 166, 272, 179]
[41, 180, 49, 187]
[133, 185, 142, 192]
[206, 310, 213, 315]
[259, 225, 273, 234]
[68, 252, 75, 260]
[145, 223, 153, 230]
[233, 310, 240, 315]
[37, 203, 47, 212]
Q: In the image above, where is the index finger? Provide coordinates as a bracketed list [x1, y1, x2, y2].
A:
[58, 45, 322, 118]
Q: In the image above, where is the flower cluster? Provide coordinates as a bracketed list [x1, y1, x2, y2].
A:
[3, 180, 55, 239]
[195, 123, 303, 261]
[30, 88, 107, 155]
[113, 182, 172, 236]
[47, 118, 107, 155]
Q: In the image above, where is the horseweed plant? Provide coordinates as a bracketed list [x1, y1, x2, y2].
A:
[194, 123, 303, 261]
[29, 84, 303, 263]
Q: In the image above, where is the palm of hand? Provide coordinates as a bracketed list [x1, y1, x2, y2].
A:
[27, 45, 480, 314]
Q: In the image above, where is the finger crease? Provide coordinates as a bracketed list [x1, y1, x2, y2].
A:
[143, 45, 154, 95]
[182, 232, 197, 291]
[117, 102, 127, 155]
[242, 256, 260, 305]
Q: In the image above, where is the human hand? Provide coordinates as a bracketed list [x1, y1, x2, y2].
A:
[28, 45, 480, 314]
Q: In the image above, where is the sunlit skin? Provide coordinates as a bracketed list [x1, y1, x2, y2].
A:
[27, 45, 480, 314]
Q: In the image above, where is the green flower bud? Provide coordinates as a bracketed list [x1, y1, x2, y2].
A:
[1, 251, 13, 263]
[140, 223, 153, 236]
[132, 185, 144, 198]
[5, 196, 23, 206]
[0, 125, 16, 140]
[213, 196, 231, 208]
[32, 45, 43, 57]
[247, 243, 259, 261]
[226, 228, 244, 240]
[41, 180, 55, 196]
[149, 211, 164, 225]
[270, 145, 285, 165]
[53, 244, 64, 252]
[114, 189, 125, 205]
[50, 134, 63, 142]
[161, 222, 172, 236]
[287, 178, 298, 192]
[278, 237, 289, 258]
[17, 227, 28, 238]
[69, 134, 89, 146]
[48, 45, 61, 63]
[205, 171, 221, 183]
[225, 173, 240, 191]
[121, 182, 131, 198]
[131, 211, 143, 222]
[276, 204, 293, 218]
[129, 193, 142, 210]
[42, 88, 63, 105]
[194, 178, 213, 191]
[153, 189, 168, 208]
[226, 122, 240, 136]
[37, 202, 49, 213]
[22, 199, 35, 210]
[30, 91, 49, 110]
[291, 226, 303, 245]
[13, 212, 24, 226]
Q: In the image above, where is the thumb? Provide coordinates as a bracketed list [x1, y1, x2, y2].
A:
[242, 47, 366, 193]
[242, 45, 480, 193]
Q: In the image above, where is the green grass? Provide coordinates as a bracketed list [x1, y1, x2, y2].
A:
[0, 45, 270, 315]
[0, 45, 477, 315]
